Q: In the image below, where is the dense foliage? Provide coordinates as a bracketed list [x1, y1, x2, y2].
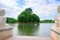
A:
[40, 20, 55, 23]
[18, 8, 40, 23]
[6, 17, 17, 23]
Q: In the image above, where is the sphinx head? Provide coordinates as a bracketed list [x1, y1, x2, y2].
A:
[0, 9, 5, 16]
[57, 5, 60, 14]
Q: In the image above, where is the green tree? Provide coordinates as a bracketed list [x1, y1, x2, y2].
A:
[25, 8, 32, 14]
[20, 8, 32, 15]
[32, 14, 40, 22]
[18, 8, 40, 23]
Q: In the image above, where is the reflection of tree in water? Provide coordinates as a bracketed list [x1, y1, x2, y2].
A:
[18, 23, 39, 36]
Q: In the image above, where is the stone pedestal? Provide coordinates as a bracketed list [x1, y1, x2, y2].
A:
[0, 26, 13, 40]
[51, 26, 60, 40]
[0, 9, 13, 40]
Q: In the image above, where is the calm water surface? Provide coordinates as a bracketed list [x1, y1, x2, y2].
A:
[9, 23, 54, 37]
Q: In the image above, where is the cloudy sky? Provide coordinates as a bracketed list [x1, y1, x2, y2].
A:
[0, 0, 60, 20]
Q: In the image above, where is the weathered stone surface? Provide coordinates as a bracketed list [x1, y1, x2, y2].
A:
[55, 5, 60, 27]
[51, 28, 60, 40]
[0, 29, 12, 40]
[0, 16, 6, 27]
[57, 5, 60, 13]
[55, 17, 60, 27]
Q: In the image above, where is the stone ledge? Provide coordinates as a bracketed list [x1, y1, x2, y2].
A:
[0, 24, 13, 40]
[5, 36, 51, 40]
[51, 26, 60, 40]
[51, 29, 60, 35]
[0, 28, 13, 40]
[0, 24, 13, 32]
[0, 27, 13, 32]
[51, 26, 60, 35]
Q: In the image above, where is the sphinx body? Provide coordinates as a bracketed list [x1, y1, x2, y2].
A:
[55, 15, 60, 27]
[0, 9, 6, 27]
[55, 5, 60, 27]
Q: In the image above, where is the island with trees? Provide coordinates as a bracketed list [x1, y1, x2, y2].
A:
[6, 8, 54, 23]
[6, 8, 40, 23]
[18, 8, 40, 23]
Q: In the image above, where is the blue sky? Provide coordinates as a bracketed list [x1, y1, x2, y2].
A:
[0, 0, 60, 20]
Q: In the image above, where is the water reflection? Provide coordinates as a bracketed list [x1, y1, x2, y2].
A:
[17, 23, 39, 36]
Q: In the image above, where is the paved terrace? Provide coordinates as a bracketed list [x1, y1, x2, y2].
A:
[5, 36, 51, 40]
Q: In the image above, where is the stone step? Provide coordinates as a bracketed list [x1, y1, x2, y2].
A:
[5, 36, 51, 40]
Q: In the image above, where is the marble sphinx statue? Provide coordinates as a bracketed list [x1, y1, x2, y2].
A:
[0, 9, 6, 27]
[0, 9, 13, 40]
[55, 5, 60, 27]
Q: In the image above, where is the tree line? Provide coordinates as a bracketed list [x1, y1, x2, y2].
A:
[40, 20, 55, 23]
[6, 17, 17, 23]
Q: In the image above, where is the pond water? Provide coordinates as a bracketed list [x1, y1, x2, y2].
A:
[9, 23, 54, 37]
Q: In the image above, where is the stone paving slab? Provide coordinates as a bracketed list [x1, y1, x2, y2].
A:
[5, 36, 51, 40]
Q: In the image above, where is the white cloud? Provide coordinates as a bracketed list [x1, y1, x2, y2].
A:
[0, 0, 17, 8]
[24, 0, 60, 20]
[0, 0, 60, 19]
[0, 0, 24, 19]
